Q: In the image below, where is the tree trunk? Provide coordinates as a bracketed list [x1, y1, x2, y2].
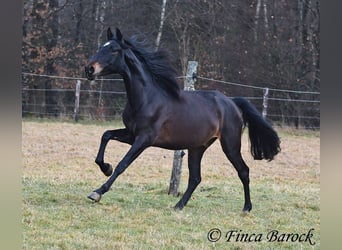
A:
[254, 0, 262, 41]
[75, 0, 84, 43]
[44, 0, 59, 117]
[155, 0, 167, 51]
[263, 0, 269, 38]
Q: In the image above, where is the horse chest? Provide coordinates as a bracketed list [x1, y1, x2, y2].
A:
[122, 106, 162, 135]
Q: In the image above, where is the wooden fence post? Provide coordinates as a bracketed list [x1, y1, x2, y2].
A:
[168, 61, 198, 196]
[74, 80, 81, 122]
[262, 87, 269, 118]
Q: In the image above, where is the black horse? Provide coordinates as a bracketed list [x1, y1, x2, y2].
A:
[84, 28, 280, 212]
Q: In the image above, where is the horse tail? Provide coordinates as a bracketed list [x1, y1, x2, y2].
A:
[232, 97, 281, 161]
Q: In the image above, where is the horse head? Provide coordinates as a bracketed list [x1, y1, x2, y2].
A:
[85, 28, 126, 80]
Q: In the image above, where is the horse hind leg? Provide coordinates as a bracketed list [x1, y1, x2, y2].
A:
[220, 136, 252, 212]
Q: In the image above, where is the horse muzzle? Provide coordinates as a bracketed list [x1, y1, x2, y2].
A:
[85, 65, 95, 80]
[85, 62, 103, 80]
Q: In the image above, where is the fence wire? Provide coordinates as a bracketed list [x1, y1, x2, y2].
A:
[22, 72, 320, 129]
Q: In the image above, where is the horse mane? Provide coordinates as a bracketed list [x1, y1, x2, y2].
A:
[123, 36, 181, 99]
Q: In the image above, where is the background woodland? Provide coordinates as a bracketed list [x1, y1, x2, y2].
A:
[22, 0, 320, 128]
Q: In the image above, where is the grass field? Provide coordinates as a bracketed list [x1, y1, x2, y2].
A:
[22, 119, 320, 249]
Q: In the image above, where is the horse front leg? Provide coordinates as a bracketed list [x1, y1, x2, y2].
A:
[174, 147, 206, 210]
[95, 129, 134, 176]
[88, 135, 151, 202]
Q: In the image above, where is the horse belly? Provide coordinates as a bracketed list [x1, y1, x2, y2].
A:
[153, 112, 219, 150]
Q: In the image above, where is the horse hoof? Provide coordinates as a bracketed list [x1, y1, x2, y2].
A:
[88, 191, 102, 202]
[174, 202, 184, 211]
[242, 205, 252, 213]
[104, 163, 113, 177]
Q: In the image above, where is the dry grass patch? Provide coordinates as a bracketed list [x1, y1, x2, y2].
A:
[22, 120, 319, 184]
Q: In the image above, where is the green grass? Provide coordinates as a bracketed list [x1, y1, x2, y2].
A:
[23, 176, 319, 249]
[22, 120, 320, 249]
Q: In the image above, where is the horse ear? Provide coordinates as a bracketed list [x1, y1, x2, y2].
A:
[116, 28, 123, 42]
[107, 27, 113, 41]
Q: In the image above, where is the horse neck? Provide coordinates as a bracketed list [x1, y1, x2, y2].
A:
[121, 61, 156, 111]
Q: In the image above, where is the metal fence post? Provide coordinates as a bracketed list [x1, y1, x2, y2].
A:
[168, 61, 198, 196]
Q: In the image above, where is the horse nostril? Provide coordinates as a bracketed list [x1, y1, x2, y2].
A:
[88, 66, 94, 74]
